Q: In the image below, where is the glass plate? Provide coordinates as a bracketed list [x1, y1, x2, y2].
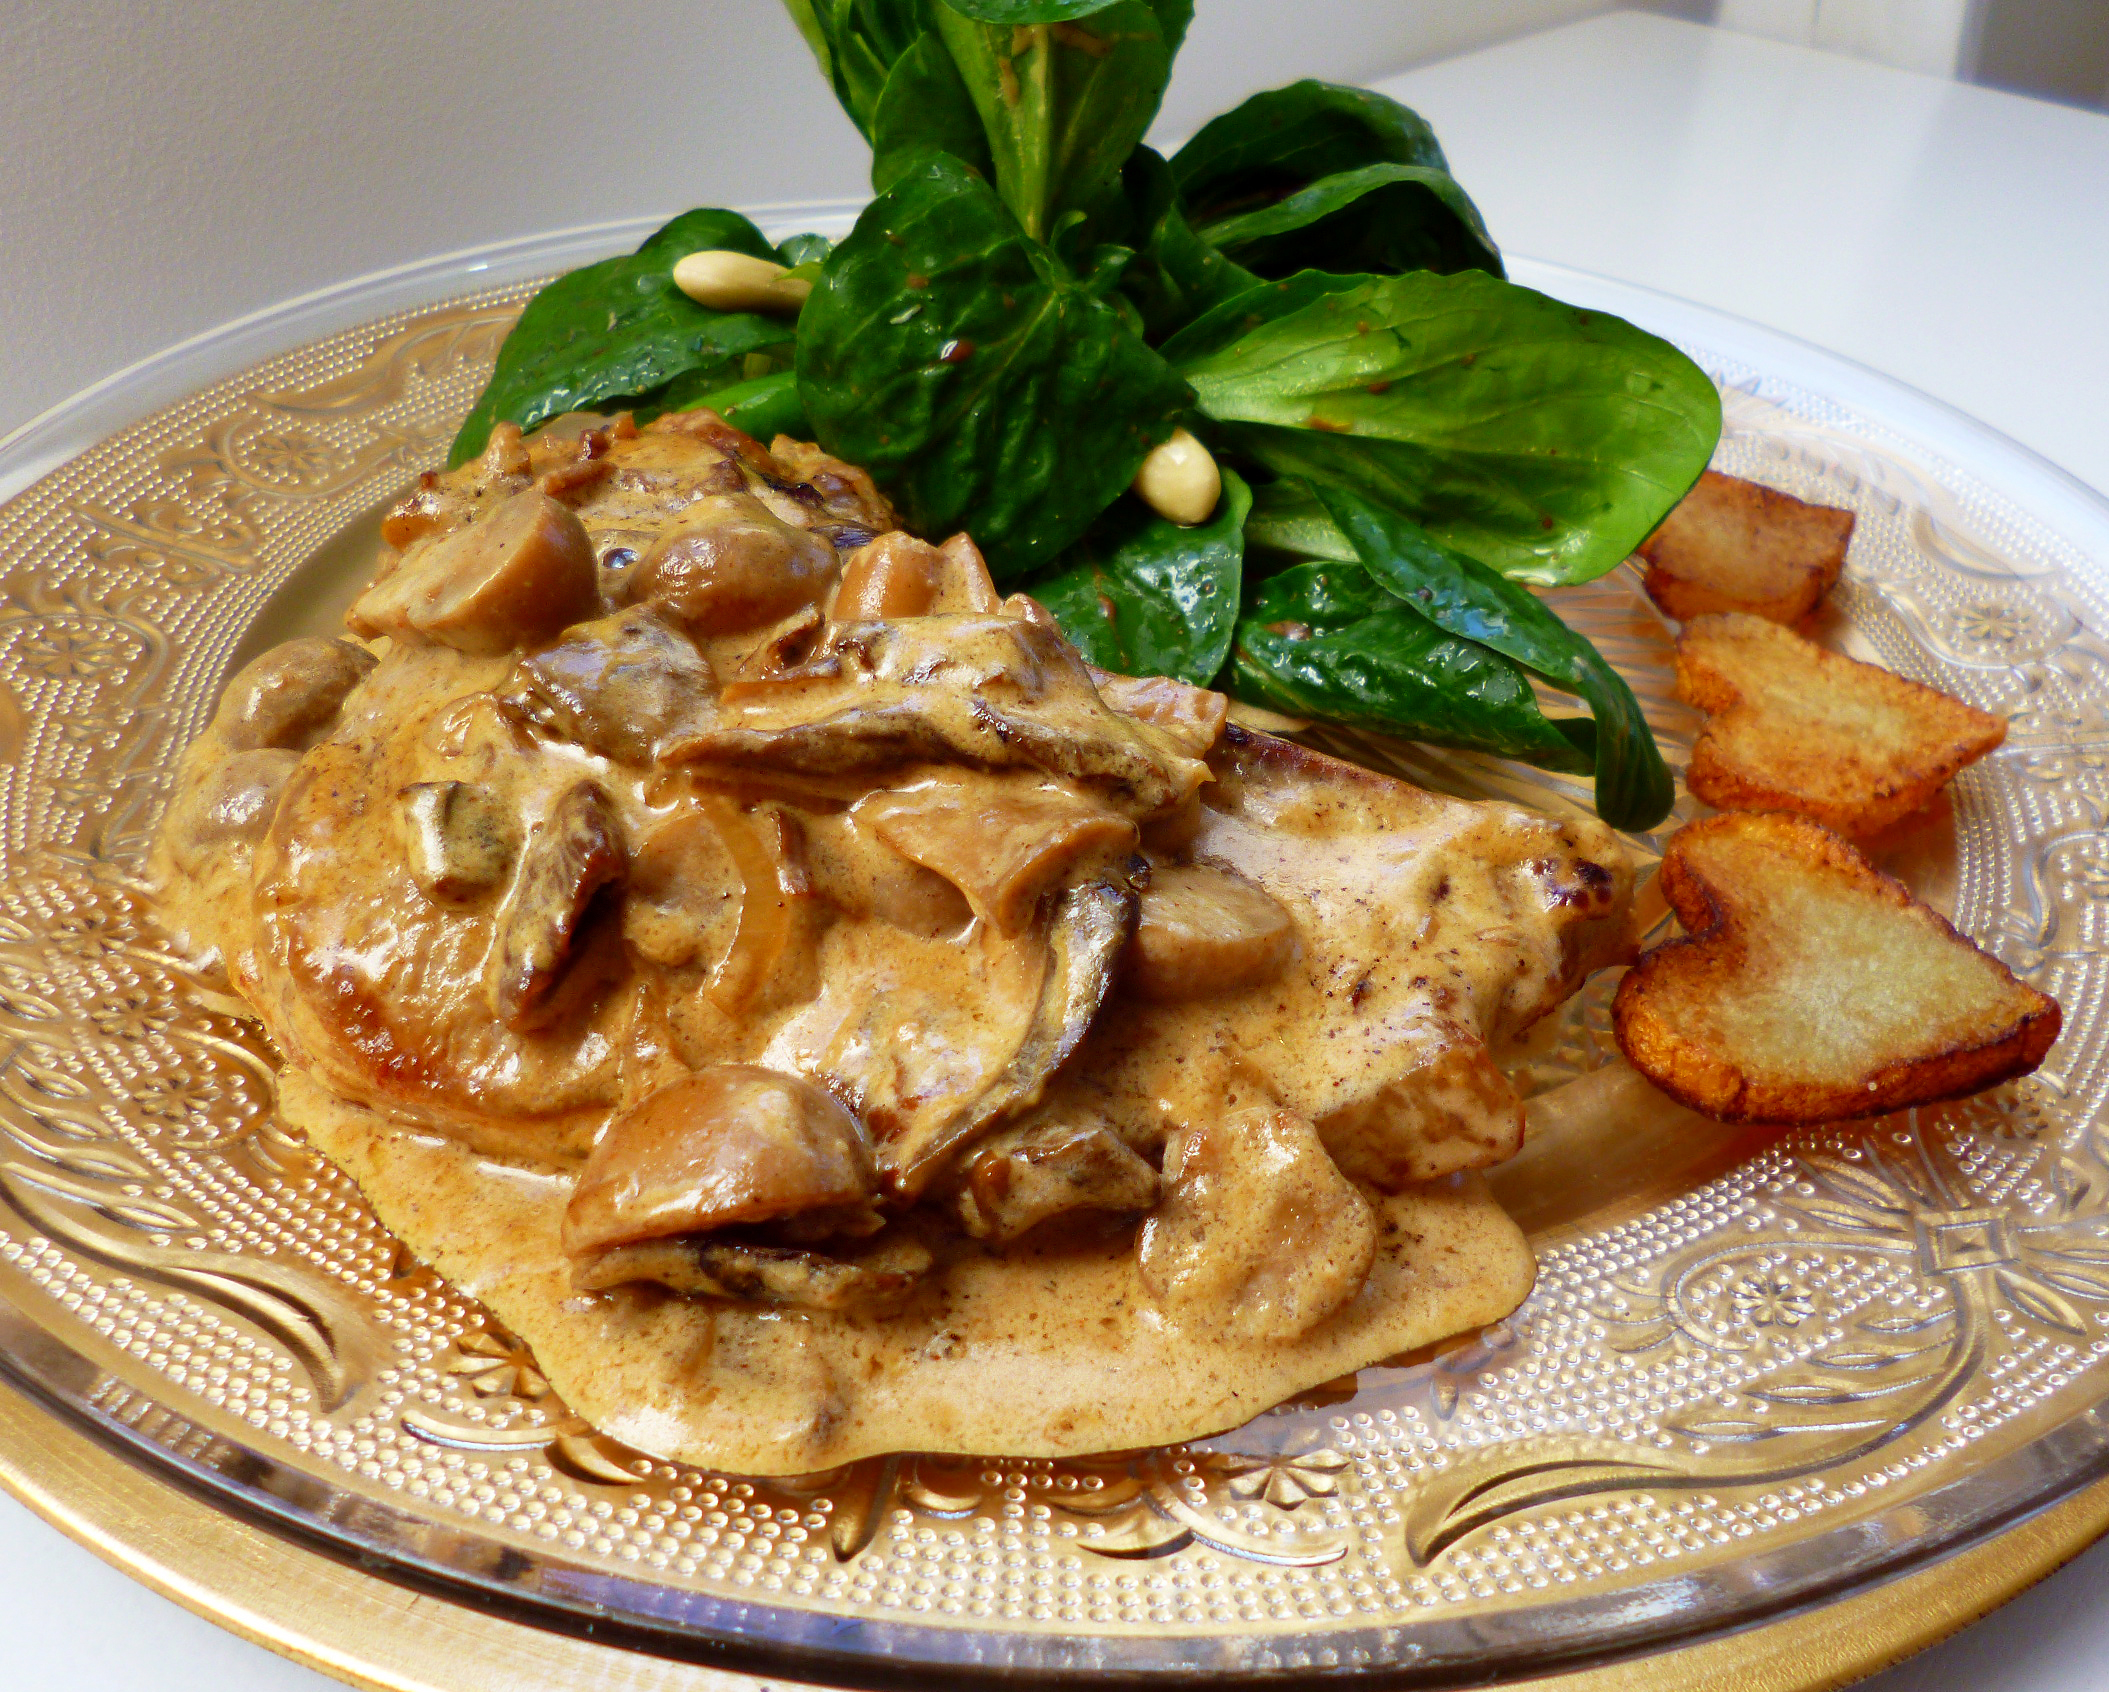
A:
[2, 212, 2108, 1686]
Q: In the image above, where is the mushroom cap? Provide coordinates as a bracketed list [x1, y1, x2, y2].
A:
[563, 1065, 877, 1257]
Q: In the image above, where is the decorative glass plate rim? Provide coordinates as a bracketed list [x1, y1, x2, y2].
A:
[2, 212, 2108, 1688]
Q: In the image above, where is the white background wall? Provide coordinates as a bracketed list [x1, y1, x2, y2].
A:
[1716, 0, 1983, 73]
[0, 0, 1646, 438]
[1718, 0, 2109, 93]
[1, 0, 2101, 440]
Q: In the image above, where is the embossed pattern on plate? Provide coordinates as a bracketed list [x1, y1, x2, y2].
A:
[2, 249, 2108, 1685]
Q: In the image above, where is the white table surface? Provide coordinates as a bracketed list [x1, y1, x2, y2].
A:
[6, 10, 2109, 1689]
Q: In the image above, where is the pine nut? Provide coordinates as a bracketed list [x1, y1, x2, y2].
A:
[671, 251, 812, 316]
[1131, 428, 1221, 526]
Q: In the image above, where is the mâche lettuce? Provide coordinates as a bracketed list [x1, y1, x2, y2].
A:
[450, 0, 1722, 829]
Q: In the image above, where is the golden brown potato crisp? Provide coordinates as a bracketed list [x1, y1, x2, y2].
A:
[1677, 612, 2006, 836]
[1638, 470, 1853, 624]
[1614, 812, 2059, 1124]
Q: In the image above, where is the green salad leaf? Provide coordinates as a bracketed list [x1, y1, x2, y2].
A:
[935, 0, 1128, 20]
[1029, 470, 1251, 683]
[448, 209, 792, 466]
[870, 29, 994, 191]
[1307, 482, 1671, 829]
[932, 0, 1189, 240]
[449, 8, 1722, 831]
[1104, 147, 1259, 342]
[1170, 81, 1498, 279]
[797, 154, 1192, 577]
[1171, 80, 1452, 209]
[1192, 162, 1501, 280]
[1232, 559, 1595, 773]
[1156, 267, 1370, 364]
[1242, 476, 1354, 564]
[665, 369, 811, 440]
[774, 232, 837, 268]
[781, 0, 929, 137]
[1179, 269, 1719, 585]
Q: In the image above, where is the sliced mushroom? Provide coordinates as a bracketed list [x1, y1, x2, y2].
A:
[951, 1111, 1158, 1243]
[856, 772, 1138, 935]
[574, 1232, 929, 1314]
[537, 441, 615, 502]
[622, 809, 743, 969]
[1138, 1105, 1377, 1341]
[397, 781, 517, 903]
[769, 437, 899, 534]
[729, 603, 825, 685]
[800, 807, 973, 938]
[506, 604, 716, 765]
[166, 748, 300, 871]
[1313, 1021, 1525, 1188]
[209, 638, 376, 752]
[349, 488, 598, 655]
[563, 1065, 883, 1258]
[380, 472, 453, 549]
[834, 532, 946, 620]
[599, 431, 748, 520]
[935, 534, 1003, 611]
[998, 591, 1061, 632]
[662, 617, 1208, 815]
[833, 531, 1002, 620]
[977, 708, 1204, 817]
[886, 876, 1135, 1197]
[488, 781, 626, 1030]
[623, 493, 838, 635]
[644, 407, 784, 480]
[480, 420, 533, 481]
[1090, 671, 1229, 756]
[1125, 861, 1296, 1001]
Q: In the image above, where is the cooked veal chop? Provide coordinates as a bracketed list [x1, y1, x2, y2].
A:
[153, 409, 1633, 1471]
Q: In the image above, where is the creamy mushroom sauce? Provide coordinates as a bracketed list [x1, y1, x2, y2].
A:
[151, 411, 1635, 1471]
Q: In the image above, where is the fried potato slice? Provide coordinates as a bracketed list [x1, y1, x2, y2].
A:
[1677, 613, 2006, 836]
[1614, 812, 2058, 1123]
[1638, 470, 1853, 624]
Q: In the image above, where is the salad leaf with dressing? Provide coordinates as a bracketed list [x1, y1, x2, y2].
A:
[797, 155, 1191, 576]
[1173, 81, 1501, 281]
[1033, 468, 1252, 684]
[1177, 269, 1721, 587]
[449, 208, 803, 465]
